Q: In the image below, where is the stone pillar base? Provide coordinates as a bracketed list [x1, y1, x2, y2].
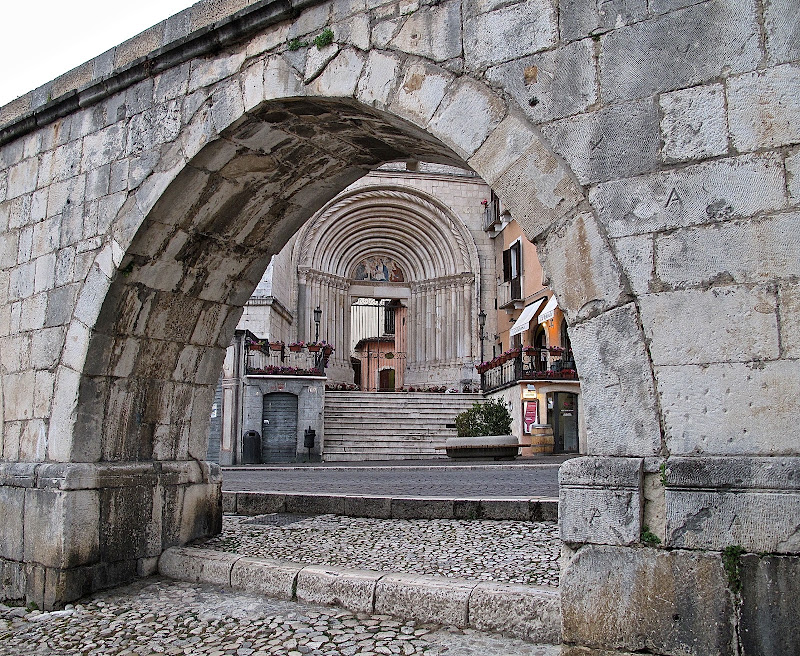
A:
[0, 460, 221, 609]
[559, 456, 800, 656]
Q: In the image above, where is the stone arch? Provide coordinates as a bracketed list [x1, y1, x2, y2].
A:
[295, 185, 481, 278]
[49, 49, 625, 467]
[0, 1, 796, 650]
[0, 4, 660, 612]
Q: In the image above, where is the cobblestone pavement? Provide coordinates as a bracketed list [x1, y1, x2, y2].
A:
[199, 514, 561, 587]
[221, 459, 572, 498]
[0, 578, 559, 656]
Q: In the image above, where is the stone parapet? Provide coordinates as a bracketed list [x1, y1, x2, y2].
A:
[224, 490, 558, 521]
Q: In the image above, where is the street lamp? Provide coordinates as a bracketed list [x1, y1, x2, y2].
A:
[313, 305, 322, 343]
[478, 309, 487, 363]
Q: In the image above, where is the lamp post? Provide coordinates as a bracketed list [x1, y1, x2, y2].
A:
[478, 309, 486, 363]
[313, 305, 322, 343]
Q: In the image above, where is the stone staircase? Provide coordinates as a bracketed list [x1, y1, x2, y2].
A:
[323, 391, 482, 461]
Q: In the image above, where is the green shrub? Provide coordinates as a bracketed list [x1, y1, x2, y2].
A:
[722, 545, 745, 593]
[640, 526, 661, 545]
[455, 399, 512, 437]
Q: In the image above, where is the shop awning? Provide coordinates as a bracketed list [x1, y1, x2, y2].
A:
[509, 298, 546, 337]
[537, 295, 559, 324]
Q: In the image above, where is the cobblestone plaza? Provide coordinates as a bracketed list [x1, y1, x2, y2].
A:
[0, 578, 558, 656]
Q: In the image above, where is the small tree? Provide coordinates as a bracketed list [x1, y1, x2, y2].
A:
[454, 399, 512, 437]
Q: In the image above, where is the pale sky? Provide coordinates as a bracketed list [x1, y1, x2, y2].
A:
[0, 1, 200, 107]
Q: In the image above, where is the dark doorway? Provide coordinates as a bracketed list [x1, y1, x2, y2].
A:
[379, 368, 395, 392]
[552, 392, 579, 453]
[261, 392, 298, 462]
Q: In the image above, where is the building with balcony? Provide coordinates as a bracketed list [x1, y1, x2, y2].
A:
[480, 195, 585, 455]
[208, 163, 496, 463]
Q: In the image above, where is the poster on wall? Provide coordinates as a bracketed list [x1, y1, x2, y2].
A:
[523, 399, 539, 434]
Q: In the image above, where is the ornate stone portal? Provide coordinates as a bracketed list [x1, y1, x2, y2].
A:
[293, 183, 485, 389]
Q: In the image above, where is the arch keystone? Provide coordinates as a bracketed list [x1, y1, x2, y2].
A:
[307, 48, 365, 97]
[356, 51, 402, 108]
[264, 56, 306, 101]
[388, 61, 453, 129]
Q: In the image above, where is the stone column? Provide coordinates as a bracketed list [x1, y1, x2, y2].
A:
[296, 267, 310, 343]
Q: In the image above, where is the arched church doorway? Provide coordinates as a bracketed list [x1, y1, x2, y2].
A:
[293, 183, 486, 391]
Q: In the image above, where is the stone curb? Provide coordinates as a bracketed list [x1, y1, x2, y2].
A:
[157, 547, 561, 644]
[223, 491, 558, 521]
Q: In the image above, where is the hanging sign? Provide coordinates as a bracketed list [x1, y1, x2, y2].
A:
[523, 399, 539, 434]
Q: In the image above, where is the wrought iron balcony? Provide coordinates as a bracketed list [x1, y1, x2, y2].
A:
[483, 197, 501, 231]
[478, 347, 579, 393]
[245, 338, 332, 376]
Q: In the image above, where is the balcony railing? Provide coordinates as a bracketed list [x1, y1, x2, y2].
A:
[497, 279, 523, 309]
[478, 347, 578, 393]
[245, 339, 331, 376]
[483, 197, 501, 231]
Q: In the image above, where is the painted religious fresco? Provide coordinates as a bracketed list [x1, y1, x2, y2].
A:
[353, 256, 405, 282]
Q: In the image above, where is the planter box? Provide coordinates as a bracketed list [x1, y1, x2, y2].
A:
[443, 435, 519, 460]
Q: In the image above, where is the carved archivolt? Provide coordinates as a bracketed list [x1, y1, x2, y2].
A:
[294, 186, 481, 283]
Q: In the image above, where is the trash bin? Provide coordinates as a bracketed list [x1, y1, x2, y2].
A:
[304, 428, 316, 450]
[242, 430, 261, 464]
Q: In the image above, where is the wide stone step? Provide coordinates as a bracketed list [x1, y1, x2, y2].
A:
[323, 392, 482, 462]
[324, 404, 472, 410]
[324, 433, 455, 449]
[322, 445, 444, 453]
[322, 453, 445, 461]
[325, 431, 454, 438]
[158, 547, 560, 644]
[323, 424, 456, 433]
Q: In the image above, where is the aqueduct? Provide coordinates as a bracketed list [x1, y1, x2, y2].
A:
[0, 0, 798, 653]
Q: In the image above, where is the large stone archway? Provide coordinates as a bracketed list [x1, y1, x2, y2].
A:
[0, 0, 797, 652]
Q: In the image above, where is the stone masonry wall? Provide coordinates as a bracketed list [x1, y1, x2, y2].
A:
[0, 0, 797, 652]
